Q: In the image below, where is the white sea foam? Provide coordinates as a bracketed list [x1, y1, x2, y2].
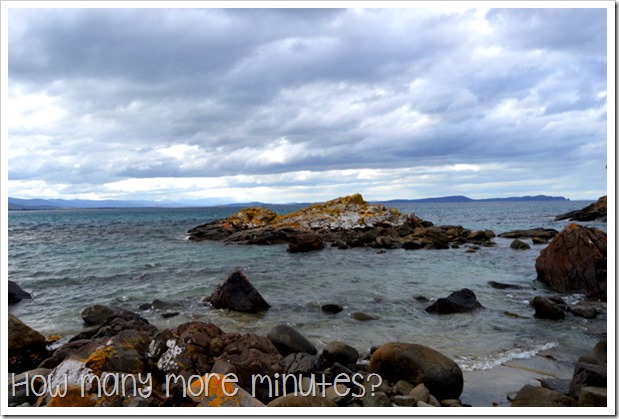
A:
[457, 341, 559, 371]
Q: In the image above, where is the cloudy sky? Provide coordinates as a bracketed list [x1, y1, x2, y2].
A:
[6, 4, 610, 204]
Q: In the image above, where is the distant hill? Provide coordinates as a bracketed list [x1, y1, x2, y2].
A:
[8, 194, 569, 211]
[378, 195, 569, 204]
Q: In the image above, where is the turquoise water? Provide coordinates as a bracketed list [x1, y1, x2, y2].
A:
[7, 201, 607, 374]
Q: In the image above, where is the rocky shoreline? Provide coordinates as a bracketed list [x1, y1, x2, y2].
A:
[7, 194, 608, 408]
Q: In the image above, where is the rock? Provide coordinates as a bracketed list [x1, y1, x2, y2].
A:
[510, 385, 575, 406]
[467, 230, 496, 241]
[8, 368, 52, 406]
[287, 232, 324, 253]
[540, 378, 572, 395]
[498, 228, 559, 239]
[188, 373, 265, 407]
[85, 329, 153, 375]
[81, 304, 117, 326]
[369, 342, 463, 400]
[362, 391, 391, 407]
[578, 339, 606, 365]
[535, 224, 606, 300]
[321, 341, 359, 366]
[417, 400, 435, 407]
[555, 196, 607, 222]
[206, 270, 270, 313]
[267, 324, 317, 356]
[531, 296, 565, 320]
[38, 340, 103, 370]
[393, 395, 417, 406]
[321, 304, 343, 314]
[532, 236, 548, 244]
[510, 239, 530, 250]
[569, 363, 606, 398]
[570, 305, 597, 319]
[8, 315, 50, 373]
[392, 379, 415, 396]
[350, 311, 379, 321]
[578, 386, 607, 407]
[284, 353, 320, 375]
[161, 311, 179, 318]
[488, 281, 527, 290]
[425, 288, 483, 314]
[150, 322, 224, 378]
[87, 310, 157, 340]
[268, 395, 337, 407]
[218, 333, 285, 394]
[8, 280, 32, 304]
[409, 382, 430, 403]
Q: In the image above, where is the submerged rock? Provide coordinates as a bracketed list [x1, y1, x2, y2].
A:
[531, 296, 565, 320]
[535, 224, 607, 300]
[206, 270, 270, 313]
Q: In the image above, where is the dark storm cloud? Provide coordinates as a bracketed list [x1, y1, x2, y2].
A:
[7, 5, 608, 202]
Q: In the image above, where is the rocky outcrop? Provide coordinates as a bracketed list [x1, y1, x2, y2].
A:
[425, 288, 484, 314]
[9, 281, 32, 305]
[368, 342, 463, 400]
[535, 224, 607, 300]
[187, 194, 495, 251]
[555, 196, 607, 222]
[205, 270, 270, 313]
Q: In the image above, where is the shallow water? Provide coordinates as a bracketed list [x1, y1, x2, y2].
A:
[7, 201, 607, 375]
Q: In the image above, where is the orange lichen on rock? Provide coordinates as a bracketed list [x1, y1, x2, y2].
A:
[187, 373, 265, 407]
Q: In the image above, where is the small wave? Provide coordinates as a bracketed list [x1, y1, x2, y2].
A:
[457, 341, 558, 371]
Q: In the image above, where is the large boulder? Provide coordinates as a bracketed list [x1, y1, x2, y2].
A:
[531, 296, 566, 320]
[206, 270, 270, 313]
[368, 342, 463, 400]
[267, 324, 317, 356]
[535, 224, 607, 300]
[555, 196, 607, 222]
[8, 314, 50, 373]
[81, 304, 117, 326]
[9, 281, 32, 305]
[425, 288, 483, 314]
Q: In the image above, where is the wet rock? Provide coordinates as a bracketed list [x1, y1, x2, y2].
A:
[206, 270, 270, 313]
[425, 288, 483, 314]
[321, 341, 359, 366]
[8, 280, 32, 305]
[570, 363, 606, 398]
[532, 236, 548, 244]
[531, 296, 565, 320]
[510, 239, 530, 250]
[267, 324, 317, 356]
[321, 304, 343, 314]
[38, 339, 103, 370]
[570, 305, 597, 319]
[498, 228, 559, 239]
[350, 311, 379, 321]
[535, 224, 606, 300]
[540, 378, 572, 395]
[369, 342, 463, 400]
[488, 281, 527, 290]
[362, 391, 391, 407]
[287, 232, 325, 253]
[510, 385, 575, 406]
[555, 196, 607, 222]
[578, 339, 606, 365]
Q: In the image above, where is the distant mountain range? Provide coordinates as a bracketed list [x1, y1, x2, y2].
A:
[378, 195, 569, 204]
[8, 195, 569, 211]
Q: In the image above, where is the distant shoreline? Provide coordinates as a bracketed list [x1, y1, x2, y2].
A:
[7, 194, 579, 211]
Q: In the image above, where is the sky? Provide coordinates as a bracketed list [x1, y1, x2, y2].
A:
[5, 3, 611, 205]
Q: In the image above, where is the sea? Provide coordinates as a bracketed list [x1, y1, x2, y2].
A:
[7, 200, 607, 385]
